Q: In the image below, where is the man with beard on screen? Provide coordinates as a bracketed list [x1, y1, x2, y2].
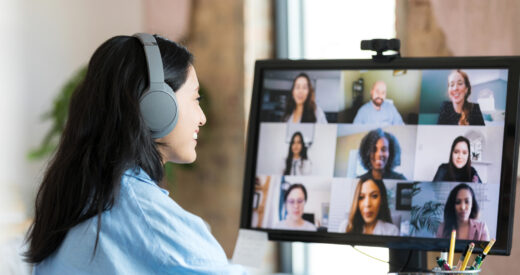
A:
[353, 81, 404, 125]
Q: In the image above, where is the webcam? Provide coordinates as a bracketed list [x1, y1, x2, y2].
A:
[361, 38, 401, 62]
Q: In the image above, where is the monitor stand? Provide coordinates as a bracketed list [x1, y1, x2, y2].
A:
[388, 249, 428, 273]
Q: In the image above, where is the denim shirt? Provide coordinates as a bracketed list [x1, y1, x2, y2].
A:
[34, 168, 247, 274]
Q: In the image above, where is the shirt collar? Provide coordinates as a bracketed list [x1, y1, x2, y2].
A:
[124, 167, 170, 196]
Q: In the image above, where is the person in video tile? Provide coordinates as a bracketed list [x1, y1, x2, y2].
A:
[359, 128, 406, 180]
[437, 70, 485, 125]
[283, 132, 312, 175]
[282, 73, 328, 123]
[353, 81, 404, 125]
[433, 136, 482, 183]
[436, 183, 489, 241]
[274, 184, 317, 231]
[340, 175, 399, 235]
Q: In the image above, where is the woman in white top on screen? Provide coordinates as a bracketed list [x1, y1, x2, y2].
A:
[282, 73, 327, 123]
[283, 132, 312, 175]
[274, 184, 317, 231]
[340, 175, 399, 235]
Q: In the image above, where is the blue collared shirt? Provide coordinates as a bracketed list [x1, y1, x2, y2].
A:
[353, 100, 404, 126]
[34, 168, 247, 274]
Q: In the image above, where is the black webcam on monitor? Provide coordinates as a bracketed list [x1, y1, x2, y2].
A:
[361, 38, 401, 61]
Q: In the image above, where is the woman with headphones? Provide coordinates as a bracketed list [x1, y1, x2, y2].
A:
[25, 34, 246, 274]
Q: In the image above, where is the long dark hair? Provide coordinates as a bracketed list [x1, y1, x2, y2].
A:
[346, 175, 393, 234]
[283, 132, 308, 175]
[447, 136, 472, 181]
[359, 128, 401, 174]
[449, 70, 473, 125]
[442, 183, 480, 238]
[25, 35, 193, 263]
[283, 73, 317, 123]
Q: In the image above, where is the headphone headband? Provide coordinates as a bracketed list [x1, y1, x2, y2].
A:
[133, 33, 165, 84]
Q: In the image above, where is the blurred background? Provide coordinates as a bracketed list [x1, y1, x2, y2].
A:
[2, 0, 520, 274]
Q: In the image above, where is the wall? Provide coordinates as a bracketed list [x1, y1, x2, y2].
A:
[396, 0, 520, 272]
[0, 0, 144, 228]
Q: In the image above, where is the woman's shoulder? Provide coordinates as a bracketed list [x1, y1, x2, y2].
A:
[436, 222, 445, 237]
[376, 220, 399, 235]
[303, 220, 317, 230]
[315, 106, 328, 123]
[439, 101, 452, 110]
[274, 220, 288, 229]
[438, 163, 449, 169]
[469, 102, 482, 112]
[470, 219, 486, 228]
[385, 170, 406, 180]
[338, 220, 348, 233]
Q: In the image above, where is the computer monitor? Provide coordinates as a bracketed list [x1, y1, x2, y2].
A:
[240, 57, 520, 255]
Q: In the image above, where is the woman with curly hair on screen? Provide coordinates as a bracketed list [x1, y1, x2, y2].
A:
[358, 128, 406, 180]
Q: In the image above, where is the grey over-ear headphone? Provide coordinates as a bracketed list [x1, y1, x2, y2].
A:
[134, 33, 178, 139]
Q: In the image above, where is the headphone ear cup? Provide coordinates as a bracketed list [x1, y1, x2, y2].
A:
[140, 85, 178, 138]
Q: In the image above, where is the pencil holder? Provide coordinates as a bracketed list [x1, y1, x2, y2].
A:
[388, 269, 481, 275]
[431, 267, 481, 274]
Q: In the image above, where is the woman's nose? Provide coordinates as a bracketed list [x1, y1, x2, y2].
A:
[363, 198, 371, 208]
[199, 108, 207, 126]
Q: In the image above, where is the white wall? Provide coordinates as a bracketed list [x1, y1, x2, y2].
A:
[0, 0, 144, 221]
[256, 123, 337, 177]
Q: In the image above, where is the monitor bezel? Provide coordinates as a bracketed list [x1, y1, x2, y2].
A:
[240, 56, 520, 255]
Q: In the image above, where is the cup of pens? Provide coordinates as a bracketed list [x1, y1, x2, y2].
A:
[432, 230, 494, 275]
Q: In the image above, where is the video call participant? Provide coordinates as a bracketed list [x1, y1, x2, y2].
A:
[274, 184, 317, 231]
[353, 81, 404, 125]
[437, 70, 485, 125]
[340, 175, 399, 235]
[433, 136, 482, 183]
[26, 34, 246, 273]
[283, 132, 312, 175]
[282, 73, 328, 123]
[437, 183, 490, 241]
[359, 128, 406, 180]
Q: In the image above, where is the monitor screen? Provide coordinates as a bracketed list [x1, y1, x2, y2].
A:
[240, 57, 520, 255]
